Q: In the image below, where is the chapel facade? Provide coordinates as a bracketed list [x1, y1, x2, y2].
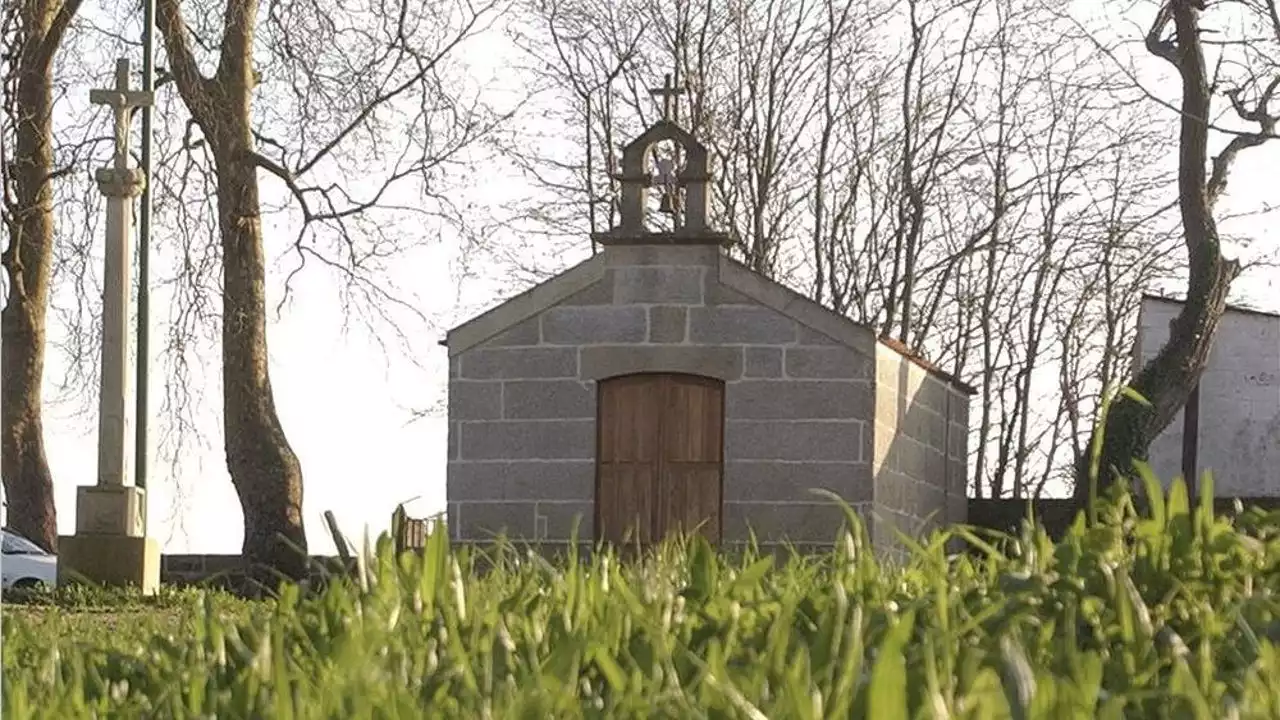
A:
[444, 89, 972, 552]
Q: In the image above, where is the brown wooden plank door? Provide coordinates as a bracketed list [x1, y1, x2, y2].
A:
[657, 374, 724, 542]
[596, 374, 662, 546]
[596, 373, 725, 548]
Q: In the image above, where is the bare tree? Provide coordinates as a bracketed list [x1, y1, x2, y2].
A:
[146, 0, 508, 577]
[0, 0, 84, 551]
[510, 0, 1199, 502]
[1077, 0, 1279, 503]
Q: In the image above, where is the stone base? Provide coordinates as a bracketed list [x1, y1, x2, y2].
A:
[75, 484, 146, 536]
[57, 534, 161, 595]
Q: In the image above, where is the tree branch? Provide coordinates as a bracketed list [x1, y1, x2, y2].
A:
[155, 0, 215, 123]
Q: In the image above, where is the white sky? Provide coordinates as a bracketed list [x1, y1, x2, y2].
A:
[9, 3, 1280, 555]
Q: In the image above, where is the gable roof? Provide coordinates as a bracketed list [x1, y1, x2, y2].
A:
[717, 256, 976, 396]
[444, 254, 605, 354]
[442, 248, 976, 396]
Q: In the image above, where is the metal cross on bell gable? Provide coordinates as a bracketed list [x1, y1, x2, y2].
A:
[592, 69, 727, 247]
[648, 73, 687, 220]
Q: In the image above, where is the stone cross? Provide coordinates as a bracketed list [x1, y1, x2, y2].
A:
[648, 73, 685, 123]
[88, 58, 152, 490]
[53, 57, 163, 596]
[90, 59, 153, 172]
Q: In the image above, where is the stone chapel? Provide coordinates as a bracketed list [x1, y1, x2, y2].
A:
[444, 89, 973, 553]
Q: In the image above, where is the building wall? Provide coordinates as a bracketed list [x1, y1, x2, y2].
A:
[446, 244, 879, 549]
[871, 344, 969, 550]
[1136, 298, 1280, 495]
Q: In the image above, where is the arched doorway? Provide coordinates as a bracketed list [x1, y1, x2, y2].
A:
[595, 373, 724, 547]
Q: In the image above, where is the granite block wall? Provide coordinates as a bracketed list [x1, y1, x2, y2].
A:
[871, 343, 969, 550]
[446, 245, 879, 548]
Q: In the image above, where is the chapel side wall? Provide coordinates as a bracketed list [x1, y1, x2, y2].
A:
[871, 345, 969, 551]
[446, 245, 879, 550]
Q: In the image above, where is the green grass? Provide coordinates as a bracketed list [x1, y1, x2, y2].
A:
[2, 585, 264, 666]
[4, 473, 1280, 718]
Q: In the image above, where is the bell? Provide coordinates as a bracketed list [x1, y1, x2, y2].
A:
[658, 190, 678, 216]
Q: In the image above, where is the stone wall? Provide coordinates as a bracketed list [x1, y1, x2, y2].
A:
[446, 244, 880, 549]
[871, 344, 969, 549]
[159, 554, 355, 586]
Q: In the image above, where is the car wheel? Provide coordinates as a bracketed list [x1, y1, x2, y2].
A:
[11, 578, 44, 591]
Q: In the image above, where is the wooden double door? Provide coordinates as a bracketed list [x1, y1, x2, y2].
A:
[596, 373, 725, 547]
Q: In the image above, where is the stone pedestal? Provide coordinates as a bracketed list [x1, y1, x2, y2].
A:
[58, 535, 160, 594]
[74, 485, 147, 536]
[58, 484, 160, 594]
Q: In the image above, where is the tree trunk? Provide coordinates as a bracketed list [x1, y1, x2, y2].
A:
[1074, 260, 1237, 503]
[1074, 0, 1243, 505]
[1, 28, 65, 553]
[156, 0, 308, 579]
[213, 147, 308, 580]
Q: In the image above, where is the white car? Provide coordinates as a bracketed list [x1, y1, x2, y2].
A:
[1, 528, 58, 591]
